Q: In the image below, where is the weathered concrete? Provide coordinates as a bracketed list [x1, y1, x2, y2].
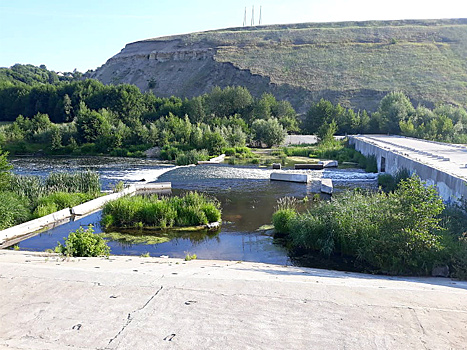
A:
[283, 135, 318, 145]
[318, 160, 339, 168]
[0, 250, 466, 350]
[0, 208, 72, 248]
[270, 172, 311, 183]
[320, 178, 333, 194]
[349, 135, 467, 203]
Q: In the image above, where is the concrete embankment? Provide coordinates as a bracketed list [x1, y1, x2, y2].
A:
[0, 250, 466, 350]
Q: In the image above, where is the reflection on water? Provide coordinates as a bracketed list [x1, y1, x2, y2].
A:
[11, 158, 377, 265]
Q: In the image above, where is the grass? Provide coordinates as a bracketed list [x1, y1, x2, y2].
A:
[0, 171, 101, 229]
[101, 191, 222, 229]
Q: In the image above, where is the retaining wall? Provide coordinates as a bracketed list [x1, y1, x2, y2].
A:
[349, 136, 467, 203]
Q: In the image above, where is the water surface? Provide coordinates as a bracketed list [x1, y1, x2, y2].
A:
[11, 158, 378, 265]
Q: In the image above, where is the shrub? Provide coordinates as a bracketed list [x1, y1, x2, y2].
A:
[274, 176, 457, 275]
[272, 208, 297, 236]
[55, 226, 110, 257]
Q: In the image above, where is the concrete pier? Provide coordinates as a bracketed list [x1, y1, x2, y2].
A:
[0, 250, 466, 350]
[349, 135, 467, 203]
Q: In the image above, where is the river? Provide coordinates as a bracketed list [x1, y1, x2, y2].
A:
[10, 157, 378, 265]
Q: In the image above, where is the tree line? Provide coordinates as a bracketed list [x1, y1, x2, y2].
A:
[1, 64, 466, 162]
[303, 92, 467, 143]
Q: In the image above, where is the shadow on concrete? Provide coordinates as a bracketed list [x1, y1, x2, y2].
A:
[232, 266, 467, 291]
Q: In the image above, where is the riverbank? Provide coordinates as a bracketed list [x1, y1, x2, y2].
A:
[0, 250, 466, 349]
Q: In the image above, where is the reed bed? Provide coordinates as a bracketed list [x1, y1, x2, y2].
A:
[102, 191, 221, 229]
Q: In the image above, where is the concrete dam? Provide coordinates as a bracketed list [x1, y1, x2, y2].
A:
[349, 135, 467, 203]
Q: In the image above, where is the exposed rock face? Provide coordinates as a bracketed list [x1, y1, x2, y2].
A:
[90, 18, 467, 113]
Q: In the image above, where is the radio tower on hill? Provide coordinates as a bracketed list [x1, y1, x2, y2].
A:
[243, 5, 262, 27]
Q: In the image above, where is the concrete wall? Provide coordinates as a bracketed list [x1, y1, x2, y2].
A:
[349, 137, 467, 203]
[0, 208, 72, 247]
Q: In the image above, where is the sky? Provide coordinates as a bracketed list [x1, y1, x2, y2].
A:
[1, 0, 466, 73]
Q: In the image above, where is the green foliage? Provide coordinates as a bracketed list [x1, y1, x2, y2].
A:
[55, 226, 110, 257]
[376, 91, 415, 134]
[184, 252, 197, 261]
[4, 171, 101, 228]
[274, 176, 457, 275]
[33, 192, 94, 217]
[0, 191, 31, 230]
[251, 118, 287, 147]
[0, 146, 12, 188]
[272, 209, 297, 236]
[378, 168, 411, 192]
[101, 192, 221, 229]
[175, 149, 209, 165]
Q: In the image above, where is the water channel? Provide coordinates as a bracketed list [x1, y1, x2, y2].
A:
[10, 157, 378, 265]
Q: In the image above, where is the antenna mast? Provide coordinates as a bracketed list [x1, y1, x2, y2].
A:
[259, 5, 262, 25]
[243, 7, 247, 26]
[251, 6, 254, 26]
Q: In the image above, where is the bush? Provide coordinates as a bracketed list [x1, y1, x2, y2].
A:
[274, 176, 458, 276]
[55, 226, 110, 257]
[272, 209, 297, 236]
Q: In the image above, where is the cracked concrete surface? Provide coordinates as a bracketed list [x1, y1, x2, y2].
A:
[0, 250, 466, 350]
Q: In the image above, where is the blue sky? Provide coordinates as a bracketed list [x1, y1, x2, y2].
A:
[1, 0, 466, 72]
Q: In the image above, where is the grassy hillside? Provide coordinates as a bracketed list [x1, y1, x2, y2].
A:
[94, 18, 467, 111]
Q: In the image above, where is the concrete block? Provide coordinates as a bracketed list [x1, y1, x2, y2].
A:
[295, 164, 324, 170]
[272, 163, 281, 170]
[321, 179, 333, 194]
[318, 160, 338, 168]
[270, 172, 311, 183]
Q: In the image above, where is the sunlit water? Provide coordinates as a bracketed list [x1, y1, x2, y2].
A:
[10, 157, 378, 265]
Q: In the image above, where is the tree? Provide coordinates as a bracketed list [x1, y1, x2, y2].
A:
[251, 118, 287, 147]
[303, 99, 343, 134]
[377, 91, 415, 134]
[76, 103, 111, 144]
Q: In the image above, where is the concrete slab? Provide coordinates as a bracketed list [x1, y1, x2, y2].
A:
[270, 172, 311, 183]
[0, 250, 466, 350]
[321, 178, 333, 194]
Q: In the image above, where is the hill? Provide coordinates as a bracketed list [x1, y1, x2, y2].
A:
[90, 18, 467, 113]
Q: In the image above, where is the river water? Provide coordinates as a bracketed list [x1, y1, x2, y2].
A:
[10, 157, 378, 265]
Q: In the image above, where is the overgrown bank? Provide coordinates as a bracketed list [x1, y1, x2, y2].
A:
[0, 148, 101, 230]
[273, 175, 467, 279]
